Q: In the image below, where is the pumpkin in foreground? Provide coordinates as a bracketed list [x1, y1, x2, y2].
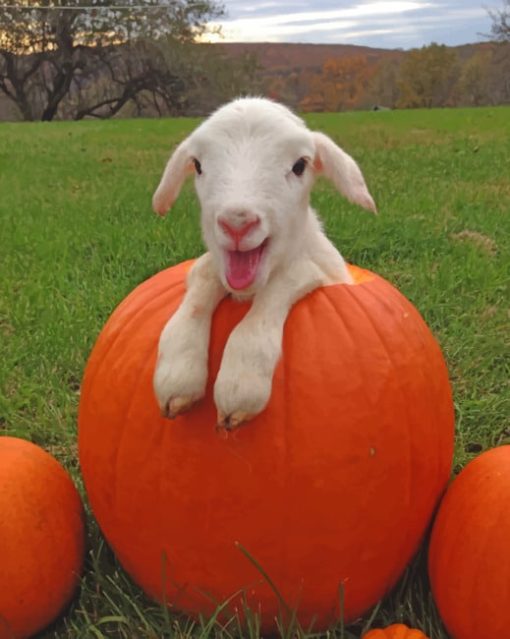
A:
[363, 624, 430, 638]
[0, 437, 85, 639]
[429, 445, 510, 639]
[79, 260, 454, 632]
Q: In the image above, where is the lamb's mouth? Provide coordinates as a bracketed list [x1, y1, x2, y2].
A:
[225, 239, 269, 290]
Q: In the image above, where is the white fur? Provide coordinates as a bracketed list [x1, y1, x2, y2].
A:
[152, 97, 376, 429]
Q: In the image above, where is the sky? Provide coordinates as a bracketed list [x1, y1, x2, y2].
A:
[204, 0, 499, 49]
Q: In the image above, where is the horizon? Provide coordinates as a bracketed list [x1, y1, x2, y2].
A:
[207, 39, 491, 51]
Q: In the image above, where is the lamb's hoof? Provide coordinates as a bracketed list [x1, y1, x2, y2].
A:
[162, 396, 197, 419]
[216, 410, 253, 431]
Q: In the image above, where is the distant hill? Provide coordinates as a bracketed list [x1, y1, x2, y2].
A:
[212, 41, 505, 112]
[215, 41, 495, 75]
[215, 42, 401, 73]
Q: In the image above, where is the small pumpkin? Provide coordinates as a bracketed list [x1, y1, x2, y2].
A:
[79, 260, 454, 632]
[0, 437, 85, 639]
[429, 445, 510, 639]
[363, 624, 430, 639]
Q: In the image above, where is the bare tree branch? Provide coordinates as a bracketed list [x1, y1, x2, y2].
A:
[0, 0, 225, 120]
[488, 0, 510, 41]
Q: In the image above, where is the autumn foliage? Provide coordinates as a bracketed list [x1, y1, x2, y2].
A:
[264, 42, 510, 112]
[301, 55, 377, 112]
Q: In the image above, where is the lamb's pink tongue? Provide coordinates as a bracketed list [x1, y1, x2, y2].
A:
[226, 245, 264, 290]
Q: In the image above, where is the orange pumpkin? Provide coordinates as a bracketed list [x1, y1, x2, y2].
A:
[429, 445, 510, 639]
[363, 624, 430, 639]
[0, 437, 85, 639]
[79, 260, 454, 632]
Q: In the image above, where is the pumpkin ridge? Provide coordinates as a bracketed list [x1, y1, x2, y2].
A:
[348, 278, 451, 578]
[468, 479, 508, 634]
[318, 287, 355, 347]
[83, 275, 186, 395]
[362, 281, 450, 501]
[317, 286, 371, 406]
[283, 287, 356, 620]
[110, 348, 162, 517]
[313, 286, 383, 447]
[363, 284, 450, 446]
[280, 320, 293, 615]
[344, 283, 414, 510]
[80, 313, 160, 518]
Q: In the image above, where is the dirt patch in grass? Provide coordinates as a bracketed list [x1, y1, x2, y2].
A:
[450, 230, 498, 256]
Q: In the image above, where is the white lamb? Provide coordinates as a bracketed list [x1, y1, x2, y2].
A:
[152, 97, 376, 430]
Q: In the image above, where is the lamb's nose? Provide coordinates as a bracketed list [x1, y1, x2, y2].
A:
[218, 216, 260, 244]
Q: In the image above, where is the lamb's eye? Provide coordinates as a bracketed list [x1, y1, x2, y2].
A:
[193, 159, 202, 175]
[292, 158, 307, 177]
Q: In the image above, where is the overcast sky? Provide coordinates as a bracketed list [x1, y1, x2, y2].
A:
[205, 1, 499, 49]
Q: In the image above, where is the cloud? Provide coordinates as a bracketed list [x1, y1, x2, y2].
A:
[215, 2, 435, 29]
[206, 2, 435, 43]
[205, 0, 494, 48]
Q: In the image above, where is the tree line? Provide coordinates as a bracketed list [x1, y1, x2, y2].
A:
[1, 0, 509, 120]
[281, 42, 510, 113]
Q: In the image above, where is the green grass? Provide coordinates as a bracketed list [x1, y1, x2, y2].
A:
[1, 106, 509, 638]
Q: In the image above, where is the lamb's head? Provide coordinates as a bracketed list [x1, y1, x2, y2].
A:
[153, 97, 376, 296]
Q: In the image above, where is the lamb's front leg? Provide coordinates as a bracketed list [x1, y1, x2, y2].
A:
[154, 253, 226, 418]
[214, 260, 328, 430]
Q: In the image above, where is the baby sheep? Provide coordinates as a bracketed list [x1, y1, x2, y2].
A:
[152, 97, 376, 430]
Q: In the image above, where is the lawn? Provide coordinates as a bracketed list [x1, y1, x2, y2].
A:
[0, 106, 509, 638]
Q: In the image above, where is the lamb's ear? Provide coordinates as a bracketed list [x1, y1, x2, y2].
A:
[152, 138, 194, 216]
[312, 132, 377, 213]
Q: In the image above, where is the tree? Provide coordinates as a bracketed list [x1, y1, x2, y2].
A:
[397, 43, 458, 108]
[453, 49, 493, 106]
[366, 56, 402, 109]
[486, 1, 510, 104]
[301, 55, 374, 112]
[0, 0, 224, 120]
[488, 0, 510, 42]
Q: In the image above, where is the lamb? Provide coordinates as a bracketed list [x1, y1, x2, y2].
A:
[152, 97, 376, 430]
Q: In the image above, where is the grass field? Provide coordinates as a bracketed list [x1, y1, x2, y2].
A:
[1, 106, 509, 638]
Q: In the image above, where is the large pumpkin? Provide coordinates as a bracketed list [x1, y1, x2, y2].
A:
[0, 437, 85, 639]
[363, 624, 430, 639]
[429, 445, 510, 639]
[79, 260, 454, 631]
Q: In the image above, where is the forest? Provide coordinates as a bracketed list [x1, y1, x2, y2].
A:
[265, 42, 510, 112]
